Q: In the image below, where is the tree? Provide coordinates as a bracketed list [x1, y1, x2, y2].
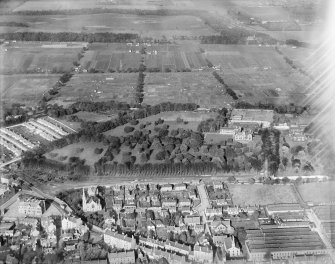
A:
[227, 175, 236, 183]
[248, 178, 255, 184]
[124, 126, 135, 133]
[282, 177, 290, 184]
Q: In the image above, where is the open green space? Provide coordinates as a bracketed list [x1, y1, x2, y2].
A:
[0, 74, 60, 108]
[228, 183, 297, 206]
[297, 182, 335, 204]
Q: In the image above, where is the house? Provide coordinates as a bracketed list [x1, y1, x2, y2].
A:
[161, 198, 177, 208]
[193, 224, 204, 234]
[189, 245, 213, 263]
[205, 208, 222, 217]
[165, 240, 191, 255]
[211, 220, 232, 235]
[108, 251, 135, 264]
[160, 184, 173, 192]
[184, 215, 201, 226]
[18, 195, 45, 217]
[61, 217, 82, 231]
[213, 181, 223, 189]
[174, 183, 186, 191]
[227, 206, 240, 216]
[139, 237, 165, 249]
[234, 130, 253, 142]
[113, 200, 123, 212]
[224, 236, 241, 257]
[178, 198, 191, 207]
[103, 230, 135, 250]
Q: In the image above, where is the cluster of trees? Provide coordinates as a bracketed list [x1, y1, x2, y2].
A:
[212, 71, 238, 100]
[0, 21, 29, 27]
[286, 39, 308, 48]
[40, 72, 73, 103]
[3, 103, 29, 125]
[0, 32, 138, 43]
[260, 129, 280, 176]
[197, 108, 229, 132]
[235, 101, 308, 115]
[200, 28, 249, 44]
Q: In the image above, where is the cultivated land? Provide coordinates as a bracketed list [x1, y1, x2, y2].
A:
[202, 45, 311, 105]
[0, 42, 84, 74]
[49, 73, 138, 106]
[81, 43, 142, 72]
[143, 72, 234, 108]
[0, 74, 60, 108]
[297, 182, 335, 204]
[228, 183, 298, 206]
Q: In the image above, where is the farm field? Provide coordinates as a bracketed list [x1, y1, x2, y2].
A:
[0, 74, 60, 108]
[228, 184, 297, 206]
[0, 42, 84, 74]
[202, 45, 311, 105]
[46, 142, 108, 167]
[80, 43, 208, 73]
[297, 182, 335, 204]
[49, 73, 138, 106]
[143, 72, 234, 108]
[144, 43, 208, 72]
[81, 43, 142, 72]
[0, 13, 215, 38]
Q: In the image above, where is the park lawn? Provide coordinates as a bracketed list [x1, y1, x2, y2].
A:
[297, 182, 335, 204]
[228, 183, 297, 206]
[46, 142, 107, 166]
[103, 111, 218, 137]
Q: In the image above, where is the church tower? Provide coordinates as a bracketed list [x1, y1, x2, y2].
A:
[82, 188, 87, 211]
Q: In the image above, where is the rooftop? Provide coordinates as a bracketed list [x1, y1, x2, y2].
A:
[231, 109, 274, 123]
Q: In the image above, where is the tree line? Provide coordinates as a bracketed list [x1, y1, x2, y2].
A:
[0, 32, 138, 43]
[235, 101, 308, 115]
[212, 71, 239, 100]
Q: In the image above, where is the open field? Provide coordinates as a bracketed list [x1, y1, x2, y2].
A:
[202, 45, 311, 105]
[71, 111, 117, 123]
[0, 13, 215, 38]
[143, 72, 234, 108]
[0, 74, 60, 108]
[49, 73, 138, 106]
[46, 142, 107, 166]
[228, 183, 297, 206]
[0, 42, 83, 74]
[297, 182, 335, 204]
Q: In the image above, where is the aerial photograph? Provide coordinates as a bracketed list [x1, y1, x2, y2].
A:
[0, 0, 334, 263]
